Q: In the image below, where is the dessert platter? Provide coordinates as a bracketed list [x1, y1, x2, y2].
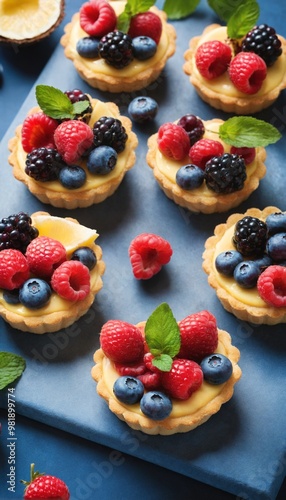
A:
[1, 0, 286, 499]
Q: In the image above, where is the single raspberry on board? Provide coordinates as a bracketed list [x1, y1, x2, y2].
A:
[79, 0, 117, 37]
[0, 249, 30, 290]
[100, 320, 145, 364]
[157, 123, 190, 161]
[178, 310, 218, 362]
[229, 52, 267, 94]
[161, 358, 203, 400]
[22, 463, 70, 500]
[26, 236, 66, 279]
[54, 119, 94, 164]
[128, 11, 163, 44]
[195, 40, 232, 79]
[129, 233, 173, 280]
[189, 138, 224, 169]
[51, 260, 90, 302]
[21, 112, 58, 153]
[257, 265, 286, 307]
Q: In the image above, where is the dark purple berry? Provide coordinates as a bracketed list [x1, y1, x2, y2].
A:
[241, 24, 282, 67]
[99, 31, 134, 69]
[177, 114, 205, 146]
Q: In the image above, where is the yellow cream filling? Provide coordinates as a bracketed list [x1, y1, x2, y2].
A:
[193, 26, 286, 98]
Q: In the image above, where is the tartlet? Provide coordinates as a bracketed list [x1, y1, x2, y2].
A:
[61, 1, 176, 93]
[183, 24, 286, 114]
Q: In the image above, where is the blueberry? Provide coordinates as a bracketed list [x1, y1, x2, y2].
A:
[113, 376, 144, 405]
[215, 250, 244, 276]
[19, 279, 52, 309]
[76, 37, 100, 58]
[266, 212, 286, 235]
[266, 233, 286, 262]
[200, 354, 233, 385]
[128, 96, 158, 123]
[71, 246, 97, 270]
[253, 253, 272, 271]
[87, 146, 117, 175]
[3, 289, 20, 305]
[233, 261, 261, 288]
[58, 165, 86, 189]
[140, 391, 172, 420]
[176, 164, 205, 190]
[132, 36, 157, 60]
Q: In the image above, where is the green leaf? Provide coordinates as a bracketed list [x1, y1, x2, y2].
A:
[117, 0, 155, 32]
[35, 85, 75, 120]
[219, 116, 282, 148]
[152, 354, 173, 372]
[145, 303, 180, 362]
[163, 0, 201, 20]
[207, 0, 245, 22]
[72, 100, 90, 116]
[227, 0, 260, 39]
[0, 352, 26, 390]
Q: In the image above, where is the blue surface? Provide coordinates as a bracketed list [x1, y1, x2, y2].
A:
[1, 1, 286, 499]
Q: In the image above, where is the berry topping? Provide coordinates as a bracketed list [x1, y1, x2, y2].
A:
[128, 233, 173, 280]
[26, 236, 66, 279]
[204, 153, 247, 194]
[113, 376, 144, 405]
[266, 233, 286, 262]
[266, 212, 286, 236]
[76, 36, 100, 59]
[200, 354, 233, 385]
[132, 35, 157, 60]
[51, 260, 90, 302]
[177, 114, 205, 146]
[230, 146, 256, 165]
[195, 40, 232, 79]
[140, 391, 172, 420]
[157, 123, 190, 161]
[0, 212, 38, 253]
[21, 112, 58, 153]
[137, 371, 162, 391]
[58, 165, 87, 189]
[93, 116, 127, 153]
[19, 278, 52, 309]
[128, 11, 162, 45]
[0, 249, 30, 290]
[64, 89, 92, 122]
[233, 261, 261, 288]
[178, 310, 218, 362]
[54, 119, 94, 165]
[257, 265, 286, 307]
[71, 246, 97, 270]
[114, 361, 146, 377]
[86, 145, 117, 175]
[189, 139, 224, 170]
[99, 31, 134, 69]
[25, 147, 66, 182]
[128, 96, 158, 123]
[160, 359, 203, 400]
[176, 164, 205, 190]
[22, 463, 70, 500]
[79, 0, 116, 37]
[233, 216, 268, 257]
[215, 250, 244, 276]
[100, 320, 145, 364]
[229, 52, 267, 94]
[241, 24, 282, 67]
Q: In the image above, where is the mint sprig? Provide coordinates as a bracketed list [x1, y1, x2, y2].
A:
[145, 303, 180, 372]
[218, 117, 282, 148]
[163, 0, 200, 20]
[227, 0, 260, 40]
[35, 85, 89, 120]
[0, 352, 26, 390]
[117, 0, 156, 32]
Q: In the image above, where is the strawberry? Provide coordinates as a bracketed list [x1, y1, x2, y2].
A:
[54, 119, 94, 165]
[100, 320, 145, 364]
[128, 11, 163, 45]
[22, 463, 70, 500]
[195, 40, 232, 79]
[229, 52, 267, 94]
[178, 310, 218, 362]
[21, 112, 58, 153]
[128, 233, 173, 280]
[51, 260, 91, 302]
[157, 122, 190, 161]
[79, 0, 117, 37]
[0, 249, 30, 290]
[160, 358, 203, 400]
[188, 139, 224, 170]
[26, 236, 66, 280]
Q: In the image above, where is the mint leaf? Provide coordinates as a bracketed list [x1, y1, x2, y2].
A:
[72, 100, 90, 116]
[163, 0, 200, 20]
[227, 0, 259, 39]
[117, 0, 155, 32]
[219, 117, 282, 147]
[0, 352, 26, 390]
[35, 85, 89, 120]
[152, 354, 173, 372]
[207, 0, 245, 22]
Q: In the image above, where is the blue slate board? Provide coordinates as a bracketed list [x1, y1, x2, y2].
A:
[1, 1, 286, 499]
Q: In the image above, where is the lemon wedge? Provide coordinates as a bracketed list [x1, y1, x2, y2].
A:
[31, 213, 98, 256]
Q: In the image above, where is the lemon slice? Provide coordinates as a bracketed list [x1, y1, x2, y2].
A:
[31, 213, 98, 256]
[0, 0, 63, 41]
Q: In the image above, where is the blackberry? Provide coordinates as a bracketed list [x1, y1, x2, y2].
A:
[0, 212, 39, 253]
[241, 24, 282, 67]
[93, 116, 128, 153]
[177, 114, 205, 146]
[204, 153, 246, 194]
[99, 31, 134, 69]
[233, 216, 268, 257]
[64, 88, 92, 122]
[25, 147, 66, 182]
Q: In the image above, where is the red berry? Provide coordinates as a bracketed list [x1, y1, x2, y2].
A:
[0, 249, 30, 290]
[21, 112, 58, 153]
[138, 370, 162, 390]
[128, 11, 162, 44]
[23, 464, 70, 500]
[230, 146, 256, 165]
[114, 360, 146, 377]
[195, 40, 232, 79]
[54, 120, 94, 165]
[100, 320, 145, 364]
[178, 310, 218, 362]
[229, 52, 267, 94]
[161, 359, 203, 400]
[158, 123, 190, 161]
[129, 233, 173, 280]
[189, 138, 224, 169]
[79, 0, 117, 37]
[26, 236, 66, 280]
[143, 352, 161, 373]
[51, 260, 90, 301]
[257, 265, 286, 307]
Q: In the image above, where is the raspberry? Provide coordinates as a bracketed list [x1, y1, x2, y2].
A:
[99, 31, 134, 69]
[93, 116, 128, 153]
[233, 216, 268, 257]
[195, 40, 232, 79]
[100, 320, 145, 364]
[204, 153, 247, 194]
[189, 138, 224, 170]
[143, 352, 161, 373]
[79, 0, 116, 37]
[257, 265, 286, 307]
[178, 310, 218, 362]
[137, 371, 161, 390]
[21, 112, 58, 153]
[229, 52, 267, 94]
[128, 11, 163, 45]
[0, 212, 38, 253]
[25, 147, 66, 181]
[157, 123, 190, 161]
[177, 114, 205, 146]
[114, 361, 146, 377]
[51, 260, 90, 302]
[54, 120, 94, 164]
[241, 24, 282, 67]
[230, 146, 256, 165]
[129, 233, 173, 280]
[0, 249, 30, 290]
[26, 236, 66, 279]
[160, 359, 203, 400]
